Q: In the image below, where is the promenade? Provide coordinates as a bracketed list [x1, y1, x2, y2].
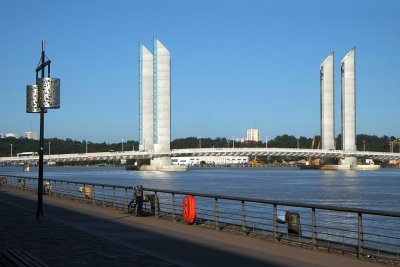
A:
[0, 187, 384, 267]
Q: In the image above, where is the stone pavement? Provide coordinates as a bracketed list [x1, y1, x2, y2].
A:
[0, 188, 175, 267]
[0, 188, 384, 267]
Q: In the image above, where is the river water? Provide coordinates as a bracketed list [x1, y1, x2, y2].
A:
[1, 166, 400, 212]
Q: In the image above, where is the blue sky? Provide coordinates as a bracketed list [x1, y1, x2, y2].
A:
[1, 0, 399, 143]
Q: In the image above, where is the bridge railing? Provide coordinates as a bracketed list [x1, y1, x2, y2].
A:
[1, 174, 399, 263]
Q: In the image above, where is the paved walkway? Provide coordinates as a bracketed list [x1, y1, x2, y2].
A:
[0, 187, 385, 267]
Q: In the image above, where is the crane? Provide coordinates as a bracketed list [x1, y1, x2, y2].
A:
[300, 135, 320, 169]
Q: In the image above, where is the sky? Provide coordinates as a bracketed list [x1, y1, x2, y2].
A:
[0, 0, 399, 143]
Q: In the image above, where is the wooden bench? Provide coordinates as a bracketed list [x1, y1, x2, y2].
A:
[0, 249, 48, 267]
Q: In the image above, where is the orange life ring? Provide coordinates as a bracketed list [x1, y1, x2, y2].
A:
[183, 195, 196, 224]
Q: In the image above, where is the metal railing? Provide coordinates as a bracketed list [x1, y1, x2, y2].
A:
[1, 174, 399, 263]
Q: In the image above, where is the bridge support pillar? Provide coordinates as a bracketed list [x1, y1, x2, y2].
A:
[340, 157, 357, 167]
[138, 157, 187, 172]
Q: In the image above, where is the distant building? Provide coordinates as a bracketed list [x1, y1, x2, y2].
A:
[247, 129, 260, 142]
[5, 132, 17, 138]
[25, 131, 37, 140]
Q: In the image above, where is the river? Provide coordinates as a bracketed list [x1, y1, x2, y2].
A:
[1, 166, 399, 212]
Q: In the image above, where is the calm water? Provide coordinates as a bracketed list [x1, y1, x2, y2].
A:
[1, 166, 400, 212]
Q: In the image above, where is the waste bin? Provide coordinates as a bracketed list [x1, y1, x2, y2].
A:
[285, 211, 301, 236]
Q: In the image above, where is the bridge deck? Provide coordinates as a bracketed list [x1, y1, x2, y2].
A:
[1, 148, 400, 163]
[0, 188, 384, 267]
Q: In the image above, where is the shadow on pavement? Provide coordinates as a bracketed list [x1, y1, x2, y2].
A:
[0, 189, 286, 267]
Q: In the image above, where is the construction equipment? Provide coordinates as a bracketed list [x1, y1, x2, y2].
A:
[249, 156, 261, 167]
[301, 136, 320, 169]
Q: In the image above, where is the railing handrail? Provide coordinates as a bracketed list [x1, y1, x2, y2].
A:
[143, 186, 400, 218]
[2, 174, 400, 218]
[1, 175, 132, 191]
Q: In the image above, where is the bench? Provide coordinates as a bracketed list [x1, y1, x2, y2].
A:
[0, 249, 48, 267]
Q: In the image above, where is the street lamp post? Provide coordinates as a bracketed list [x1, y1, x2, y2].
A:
[232, 136, 235, 149]
[10, 144, 13, 157]
[86, 141, 88, 154]
[265, 136, 268, 149]
[121, 139, 124, 151]
[199, 137, 201, 148]
[362, 140, 366, 152]
[26, 41, 60, 218]
[48, 142, 51, 155]
[297, 138, 299, 149]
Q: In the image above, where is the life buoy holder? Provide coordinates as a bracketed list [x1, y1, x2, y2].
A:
[183, 195, 196, 224]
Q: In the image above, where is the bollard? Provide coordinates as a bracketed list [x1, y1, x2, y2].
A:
[43, 181, 51, 195]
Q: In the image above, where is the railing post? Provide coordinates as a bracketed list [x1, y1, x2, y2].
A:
[358, 212, 364, 259]
[241, 200, 246, 233]
[102, 185, 105, 206]
[273, 204, 278, 241]
[113, 186, 116, 207]
[215, 197, 219, 230]
[312, 208, 317, 250]
[172, 193, 176, 221]
[92, 185, 95, 204]
[83, 184, 88, 202]
[155, 191, 159, 218]
[75, 183, 78, 201]
[125, 188, 128, 211]
[67, 181, 70, 199]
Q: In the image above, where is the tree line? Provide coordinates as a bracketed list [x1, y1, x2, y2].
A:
[0, 134, 398, 157]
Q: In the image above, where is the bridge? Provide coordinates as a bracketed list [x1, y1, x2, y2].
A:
[0, 148, 399, 164]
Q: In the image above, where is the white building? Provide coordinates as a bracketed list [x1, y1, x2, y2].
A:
[172, 156, 249, 166]
[5, 132, 17, 138]
[25, 131, 37, 140]
[247, 129, 260, 142]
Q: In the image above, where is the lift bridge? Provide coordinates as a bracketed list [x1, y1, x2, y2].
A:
[0, 148, 399, 164]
